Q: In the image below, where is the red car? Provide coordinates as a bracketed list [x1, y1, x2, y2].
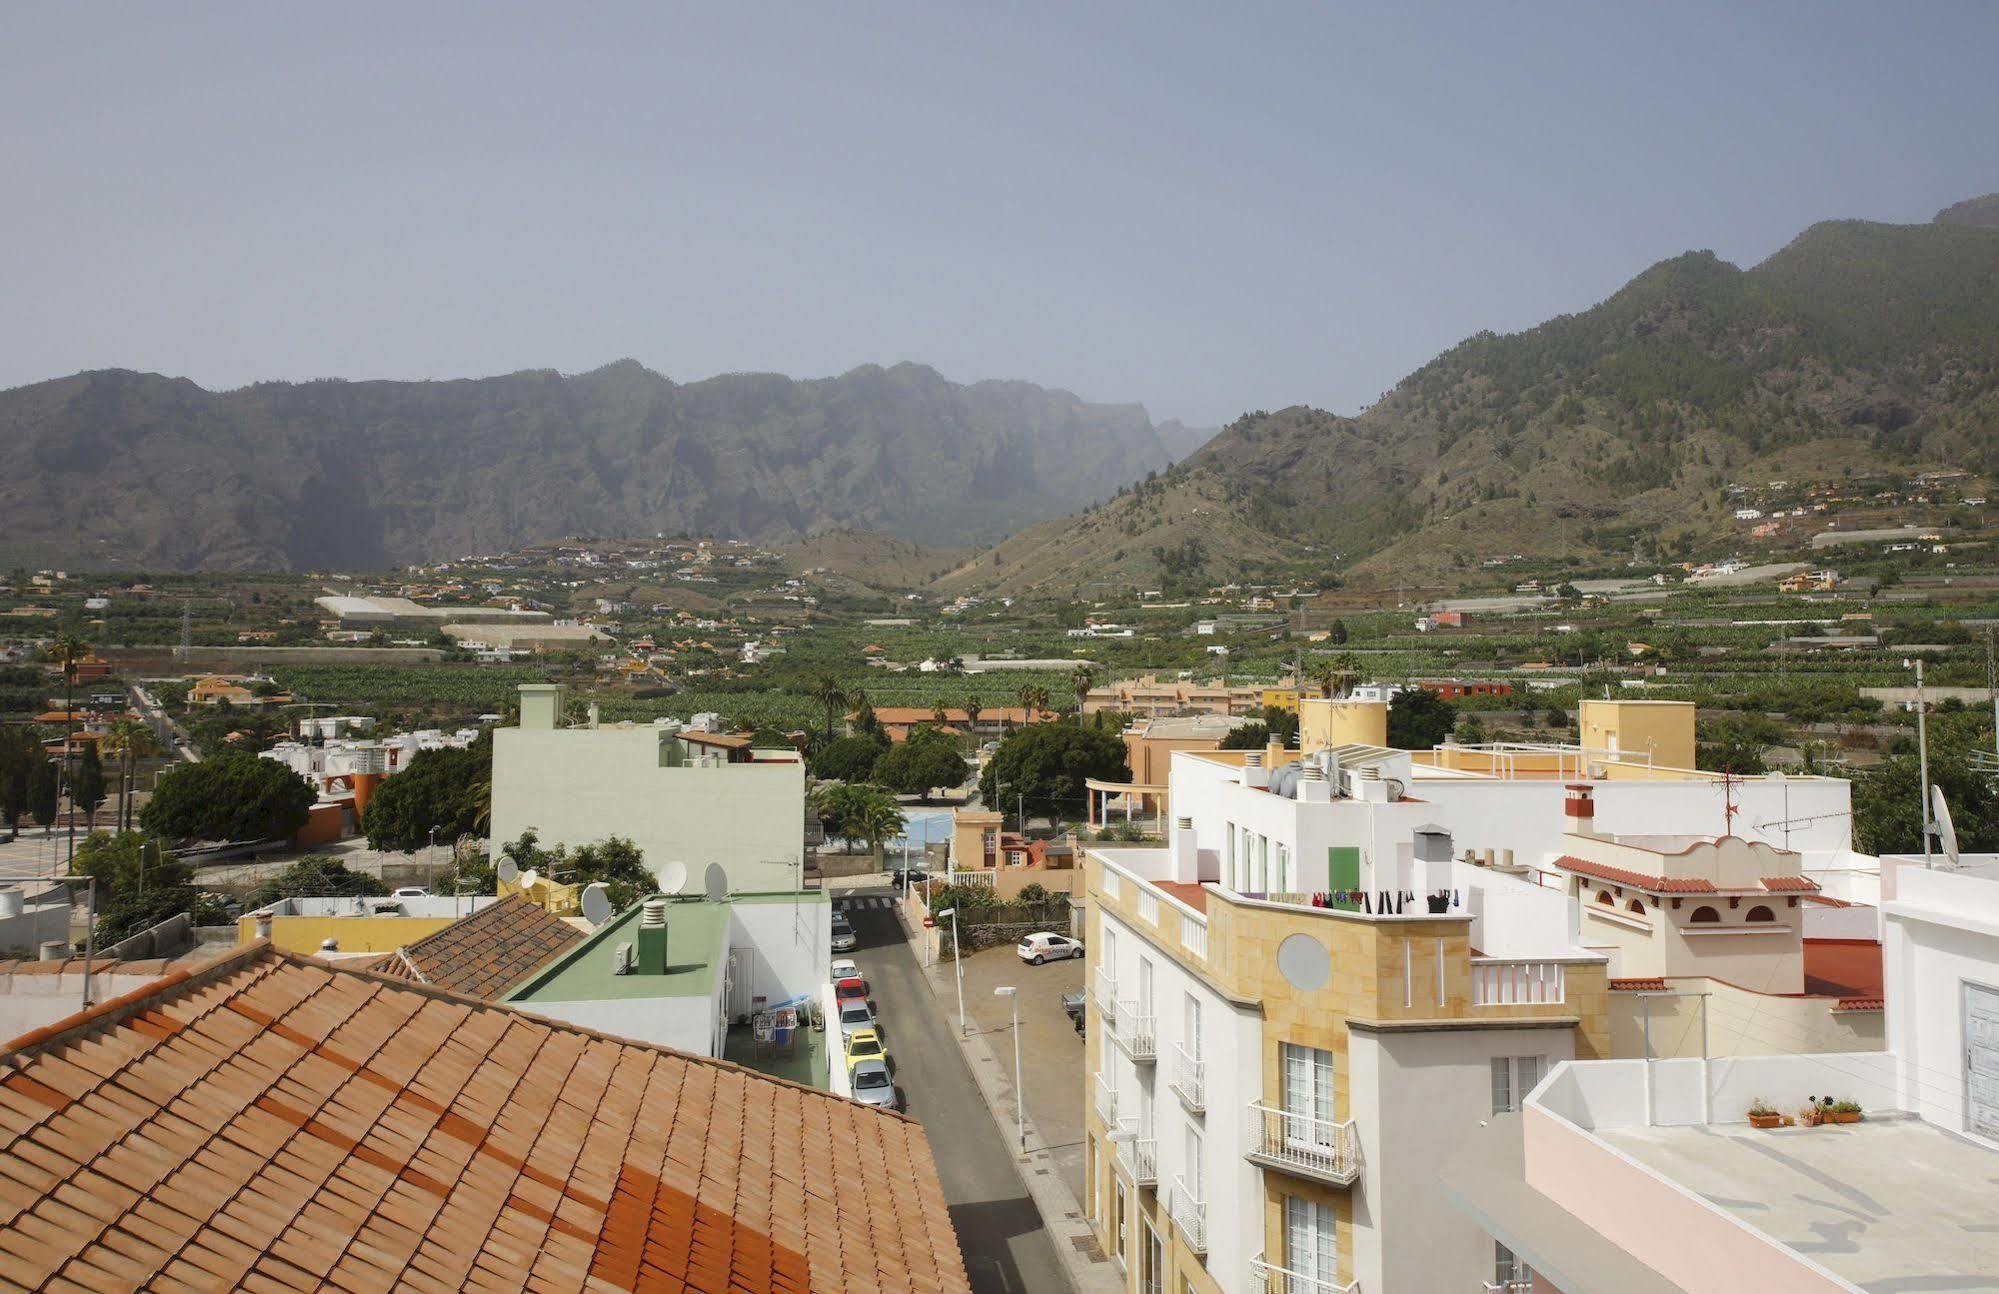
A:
[834, 976, 870, 1007]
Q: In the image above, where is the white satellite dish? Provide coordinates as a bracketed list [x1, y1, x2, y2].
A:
[1933, 784, 1961, 865]
[520, 868, 538, 891]
[703, 862, 729, 903]
[661, 860, 689, 895]
[496, 857, 519, 885]
[580, 882, 613, 926]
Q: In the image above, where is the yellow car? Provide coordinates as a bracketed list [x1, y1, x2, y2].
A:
[843, 1027, 890, 1073]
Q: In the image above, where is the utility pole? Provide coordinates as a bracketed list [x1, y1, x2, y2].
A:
[1911, 657, 1933, 867]
[1987, 628, 1998, 784]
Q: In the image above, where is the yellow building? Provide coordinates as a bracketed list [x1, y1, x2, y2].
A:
[239, 895, 500, 954]
[1296, 697, 1388, 753]
[1577, 698, 1696, 770]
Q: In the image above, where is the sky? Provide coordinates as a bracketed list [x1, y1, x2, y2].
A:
[4, 2, 1997, 427]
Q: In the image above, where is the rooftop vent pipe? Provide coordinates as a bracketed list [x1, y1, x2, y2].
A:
[637, 897, 670, 974]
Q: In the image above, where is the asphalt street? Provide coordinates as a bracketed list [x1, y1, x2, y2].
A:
[840, 889, 1074, 1294]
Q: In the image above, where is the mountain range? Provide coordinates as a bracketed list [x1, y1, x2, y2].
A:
[0, 360, 1214, 570]
[942, 197, 1999, 594]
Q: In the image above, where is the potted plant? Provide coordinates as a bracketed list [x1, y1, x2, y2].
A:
[1799, 1095, 1833, 1127]
[1747, 1098, 1783, 1130]
[1828, 1099, 1863, 1125]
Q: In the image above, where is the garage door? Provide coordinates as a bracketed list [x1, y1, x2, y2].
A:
[1968, 983, 1999, 1141]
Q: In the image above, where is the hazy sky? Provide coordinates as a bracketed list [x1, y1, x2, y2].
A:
[5, 2, 1997, 426]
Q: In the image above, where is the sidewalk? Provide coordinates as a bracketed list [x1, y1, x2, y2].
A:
[892, 895, 1122, 1294]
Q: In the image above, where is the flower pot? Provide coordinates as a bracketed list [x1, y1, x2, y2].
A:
[1828, 1111, 1861, 1124]
[1748, 1113, 1783, 1129]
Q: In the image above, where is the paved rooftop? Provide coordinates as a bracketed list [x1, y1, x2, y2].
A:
[1598, 1117, 1999, 1291]
[505, 896, 728, 1001]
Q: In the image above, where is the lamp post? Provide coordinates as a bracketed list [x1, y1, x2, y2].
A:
[1906, 657, 1934, 867]
[994, 985, 1024, 1154]
[936, 906, 966, 1035]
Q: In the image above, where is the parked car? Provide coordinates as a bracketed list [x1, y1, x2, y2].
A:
[831, 915, 857, 952]
[389, 886, 428, 900]
[829, 958, 860, 983]
[843, 1027, 890, 1073]
[1060, 991, 1086, 1034]
[834, 976, 870, 1009]
[891, 868, 928, 888]
[836, 999, 877, 1039]
[1017, 932, 1083, 964]
[849, 1059, 899, 1110]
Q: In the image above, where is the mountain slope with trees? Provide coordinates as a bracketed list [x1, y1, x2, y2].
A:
[0, 359, 1198, 569]
[944, 201, 1999, 594]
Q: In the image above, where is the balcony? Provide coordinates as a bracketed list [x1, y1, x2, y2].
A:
[1483, 1283, 1533, 1294]
[1094, 1072, 1119, 1126]
[1471, 958, 1566, 1006]
[1169, 1175, 1207, 1254]
[1246, 1102, 1361, 1186]
[1112, 1003, 1157, 1061]
[1114, 1123, 1157, 1187]
[1093, 966, 1118, 1015]
[1250, 1254, 1358, 1294]
[1169, 1043, 1205, 1113]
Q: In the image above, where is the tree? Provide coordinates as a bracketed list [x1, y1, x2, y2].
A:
[814, 674, 854, 740]
[811, 733, 886, 783]
[1016, 684, 1051, 717]
[874, 729, 968, 798]
[248, 856, 389, 907]
[1454, 714, 1488, 745]
[1070, 665, 1098, 714]
[1326, 618, 1349, 645]
[140, 752, 315, 843]
[69, 742, 107, 832]
[1220, 723, 1272, 751]
[0, 727, 41, 832]
[71, 830, 209, 945]
[962, 697, 983, 733]
[1386, 688, 1457, 750]
[498, 829, 657, 910]
[852, 796, 904, 862]
[50, 631, 88, 859]
[1697, 716, 1778, 775]
[100, 718, 159, 834]
[359, 735, 491, 851]
[27, 756, 58, 833]
[811, 783, 902, 851]
[1853, 750, 1998, 856]
[978, 722, 1129, 825]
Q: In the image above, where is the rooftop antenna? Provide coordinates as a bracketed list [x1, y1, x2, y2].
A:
[579, 881, 613, 925]
[660, 860, 689, 895]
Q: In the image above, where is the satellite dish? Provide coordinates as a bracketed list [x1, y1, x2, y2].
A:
[497, 857, 519, 885]
[580, 882, 613, 926]
[703, 862, 729, 903]
[661, 860, 689, 895]
[520, 868, 538, 891]
[1933, 784, 1961, 865]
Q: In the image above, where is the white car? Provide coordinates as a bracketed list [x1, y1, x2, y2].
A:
[830, 958, 860, 982]
[1017, 932, 1083, 964]
[390, 886, 428, 900]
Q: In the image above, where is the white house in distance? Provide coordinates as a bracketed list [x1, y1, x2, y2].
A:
[490, 684, 808, 895]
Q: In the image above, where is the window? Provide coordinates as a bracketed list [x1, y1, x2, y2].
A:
[1689, 906, 1720, 923]
[1627, 899, 1646, 914]
[1281, 1043, 1337, 1149]
[1141, 1223, 1163, 1294]
[1596, 889, 1615, 906]
[1184, 1125, 1204, 1200]
[1114, 1182, 1128, 1268]
[1184, 994, 1201, 1060]
[1138, 957, 1154, 1015]
[1285, 1196, 1338, 1284]
[1491, 1055, 1547, 1114]
[1276, 843, 1292, 892]
[1495, 1239, 1534, 1288]
[1745, 905, 1776, 923]
[1225, 824, 1237, 887]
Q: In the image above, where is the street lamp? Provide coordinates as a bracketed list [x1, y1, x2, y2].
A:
[993, 985, 1025, 1154]
[936, 906, 966, 1035]
[1906, 658, 1934, 867]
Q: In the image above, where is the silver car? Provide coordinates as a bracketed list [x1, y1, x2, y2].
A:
[850, 1058, 898, 1110]
[837, 999, 876, 1040]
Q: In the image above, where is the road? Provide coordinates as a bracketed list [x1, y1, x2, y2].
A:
[840, 889, 1074, 1294]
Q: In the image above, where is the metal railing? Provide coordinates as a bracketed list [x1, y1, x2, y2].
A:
[1115, 1125, 1157, 1187]
[1472, 959, 1566, 1005]
[1170, 1175, 1207, 1254]
[1170, 1042, 1205, 1111]
[1250, 1254, 1358, 1294]
[1483, 1283, 1534, 1294]
[1113, 1003, 1157, 1060]
[1094, 966, 1119, 1015]
[1094, 1072, 1118, 1126]
[1245, 1102, 1361, 1186]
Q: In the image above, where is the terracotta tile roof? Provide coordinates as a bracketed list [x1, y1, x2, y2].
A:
[0, 944, 972, 1294]
[1556, 856, 1717, 894]
[1803, 938, 1884, 1000]
[1608, 977, 1668, 992]
[1759, 874, 1821, 893]
[1155, 881, 1209, 914]
[377, 894, 583, 1000]
[1834, 996, 1885, 1011]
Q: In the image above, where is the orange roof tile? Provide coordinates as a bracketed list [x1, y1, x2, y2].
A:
[376, 895, 583, 1000]
[0, 944, 971, 1294]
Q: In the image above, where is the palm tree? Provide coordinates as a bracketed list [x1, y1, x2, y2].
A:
[1070, 665, 1097, 714]
[50, 632, 89, 862]
[815, 674, 853, 739]
[1016, 684, 1051, 720]
[101, 717, 159, 834]
[854, 797, 904, 863]
[963, 697, 983, 735]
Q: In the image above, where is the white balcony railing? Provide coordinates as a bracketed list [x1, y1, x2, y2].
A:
[1094, 1072, 1118, 1126]
[1180, 913, 1208, 960]
[1250, 1254, 1358, 1294]
[1094, 966, 1118, 1015]
[1115, 1124, 1157, 1186]
[1472, 959, 1566, 1006]
[1138, 889, 1160, 924]
[1483, 1283, 1534, 1294]
[1170, 1175, 1207, 1254]
[1170, 1042, 1205, 1112]
[1113, 1003, 1157, 1061]
[1246, 1102, 1361, 1186]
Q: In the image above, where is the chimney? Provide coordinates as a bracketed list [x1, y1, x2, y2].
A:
[1298, 764, 1332, 803]
[518, 683, 565, 730]
[636, 897, 670, 974]
[1356, 766, 1390, 803]
[38, 940, 69, 962]
[1265, 740, 1287, 771]
[1564, 784, 1597, 837]
[587, 701, 601, 730]
[1170, 816, 1198, 882]
[1242, 751, 1269, 790]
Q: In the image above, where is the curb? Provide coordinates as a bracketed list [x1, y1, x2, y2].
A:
[891, 895, 1120, 1294]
